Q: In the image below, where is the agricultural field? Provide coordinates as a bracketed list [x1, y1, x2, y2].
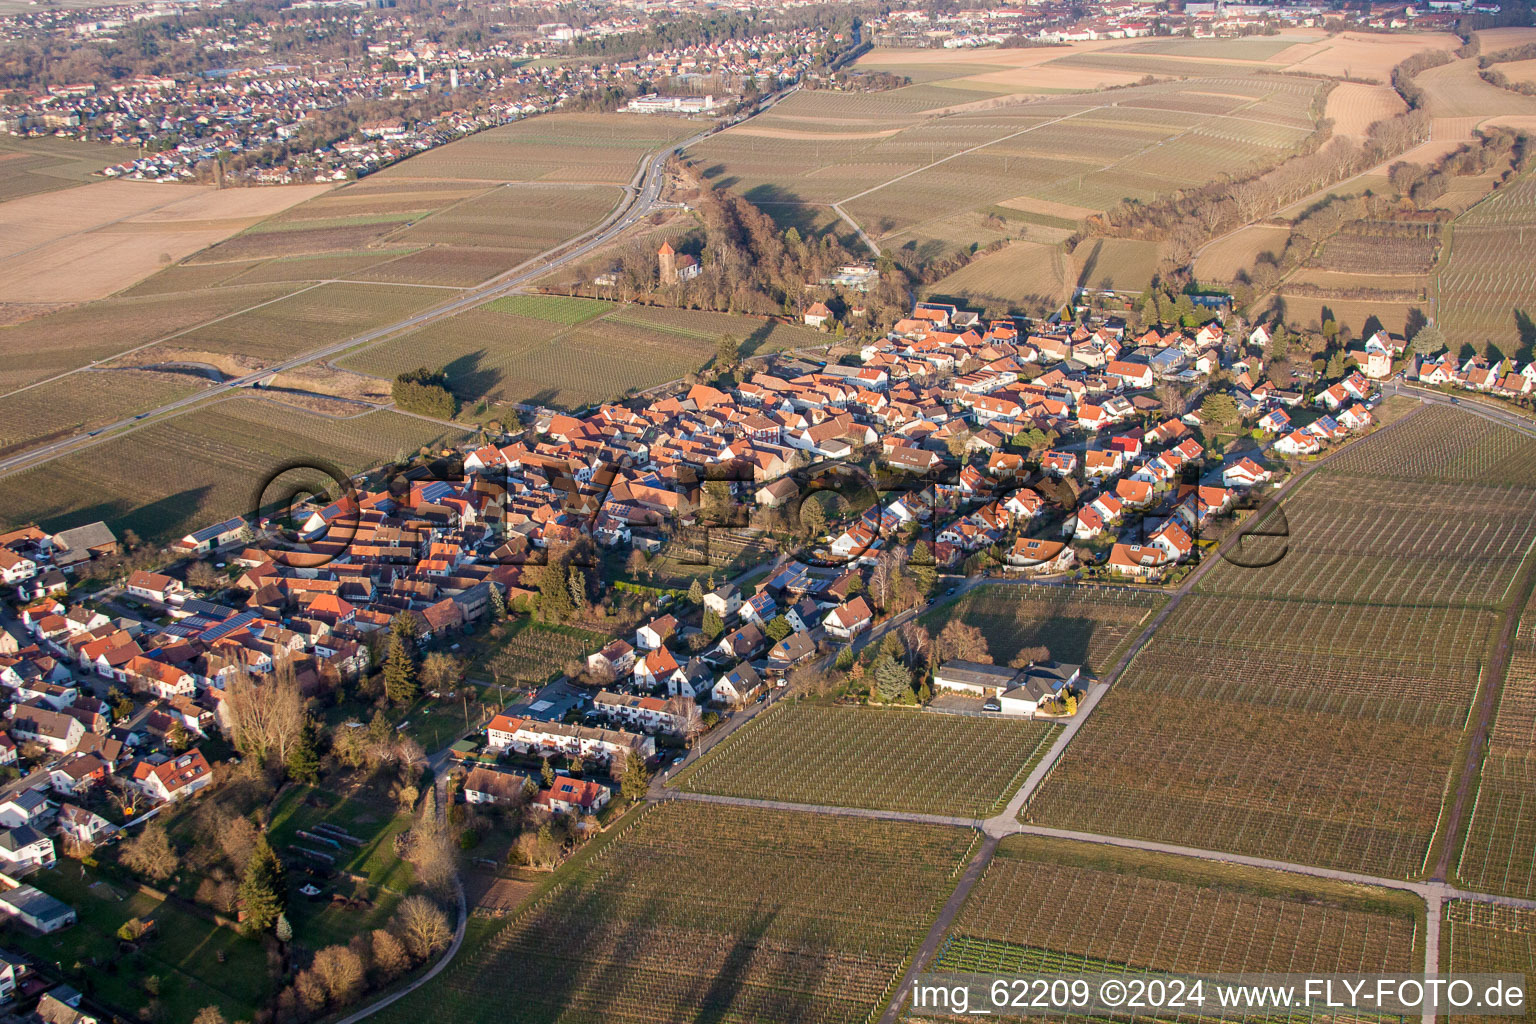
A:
[0, 133, 124, 202]
[1193, 223, 1291, 283]
[0, 283, 300, 392]
[1416, 56, 1536, 120]
[689, 69, 1325, 261]
[923, 240, 1068, 312]
[673, 704, 1057, 818]
[1443, 903, 1536, 1024]
[919, 586, 1166, 676]
[388, 182, 619, 253]
[372, 801, 978, 1024]
[374, 113, 695, 184]
[1029, 407, 1536, 879]
[473, 620, 608, 687]
[340, 298, 824, 410]
[1324, 82, 1408, 139]
[0, 180, 331, 302]
[1269, 292, 1419, 337]
[0, 368, 209, 459]
[0, 397, 465, 542]
[1026, 594, 1496, 878]
[1456, 605, 1536, 899]
[152, 281, 448, 362]
[925, 834, 1420, 1009]
[1312, 222, 1441, 274]
[1435, 168, 1536, 356]
[1069, 236, 1159, 294]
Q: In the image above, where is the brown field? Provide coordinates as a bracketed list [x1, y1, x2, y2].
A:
[1498, 58, 1536, 86]
[0, 180, 330, 301]
[923, 240, 1067, 311]
[1271, 293, 1419, 336]
[996, 194, 1097, 221]
[389, 182, 620, 252]
[1443, 903, 1536, 1024]
[1285, 267, 1430, 295]
[1279, 30, 1462, 82]
[0, 283, 299, 392]
[0, 397, 466, 543]
[1475, 26, 1536, 50]
[1417, 57, 1536, 120]
[148, 282, 447, 362]
[1070, 236, 1159, 293]
[353, 247, 526, 287]
[0, 368, 208, 458]
[186, 220, 420, 264]
[1326, 82, 1408, 138]
[374, 113, 695, 185]
[0, 134, 124, 202]
[1194, 223, 1291, 282]
[930, 836, 1420, 992]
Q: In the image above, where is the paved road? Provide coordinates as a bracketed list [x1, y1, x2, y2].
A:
[0, 91, 801, 480]
[1385, 380, 1536, 439]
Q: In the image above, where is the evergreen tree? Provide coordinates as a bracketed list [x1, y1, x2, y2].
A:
[540, 759, 555, 788]
[872, 651, 912, 703]
[238, 835, 285, 935]
[383, 633, 418, 705]
[702, 608, 724, 639]
[285, 718, 322, 784]
[688, 579, 704, 605]
[764, 616, 792, 642]
[620, 752, 649, 804]
[566, 565, 587, 612]
[275, 913, 293, 944]
[487, 584, 508, 620]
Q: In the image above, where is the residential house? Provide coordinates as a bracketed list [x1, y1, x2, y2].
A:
[823, 597, 873, 640]
[131, 749, 213, 803]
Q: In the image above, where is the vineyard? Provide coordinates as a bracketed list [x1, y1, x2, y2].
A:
[919, 586, 1166, 675]
[925, 835, 1419, 1017]
[0, 398, 465, 542]
[672, 704, 1057, 817]
[1442, 902, 1536, 1024]
[475, 620, 608, 686]
[372, 802, 978, 1024]
[0, 369, 207, 459]
[485, 295, 614, 326]
[1322, 404, 1536, 486]
[1024, 408, 1533, 881]
[1456, 607, 1536, 899]
[1435, 169, 1536, 354]
[1195, 471, 1536, 609]
[1311, 222, 1441, 274]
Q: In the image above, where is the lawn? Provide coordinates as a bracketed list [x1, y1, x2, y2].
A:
[673, 703, 1057, 818]
[7, 859, 270, 1023]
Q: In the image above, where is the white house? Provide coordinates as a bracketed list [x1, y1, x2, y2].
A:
[712, 663, 764, 707]
[130, 749, 213, 803]
[0, 825, 55, 874]
[822, 597, 873, 640]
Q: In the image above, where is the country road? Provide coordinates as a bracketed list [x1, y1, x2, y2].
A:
[0, 89, 801, 480]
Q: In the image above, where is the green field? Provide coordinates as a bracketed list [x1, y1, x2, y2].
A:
[673, 704, 1057, 817]
[474, 619, 608, 686]
[369, 801, 978, 1024]
[1027, 407, 1536, 879]
[0, 397, 466, 542]
[5, 859, 270, 1022]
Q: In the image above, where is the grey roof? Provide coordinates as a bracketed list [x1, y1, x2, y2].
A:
[51, 521, 115, 553]
[0, 885, 72, 925]
[0, 824, 48, 853]
[935, 660, 1017, 688]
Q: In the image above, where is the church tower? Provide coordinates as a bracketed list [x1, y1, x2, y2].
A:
[657, 241, 676, 283]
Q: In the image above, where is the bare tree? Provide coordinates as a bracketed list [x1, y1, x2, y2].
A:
[223, 664, 306, 764]
[121, 821, 179, 882]
[935, 620, 991, 665]
[393, 895, 453, 961]
[370, 928, 411, 980]
[312, 945, 366, 1006]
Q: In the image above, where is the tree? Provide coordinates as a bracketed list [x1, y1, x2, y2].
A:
[687, 579, 704, 605]
[393, 895, 452, 961]
[936, 620, 991, 664]
[166, 721, 192, 752]
[540, 759, 555, 788]
[383, 632, 418, 705]
[625, 548, 648, 578]
[186, 561, 220, 591]
[702, 608, 724, 639]
[620, 751, 649, 804]
[872, 650, 912, 703]
[223, 666, 306, 763]
[107, 686, 133, 721]
[392, 367, 457, 419]
[275, 913, 293, 943]
[797, 495, 827, 538]
[716, 333, 741, 369]
[420, 652, 462, 694]
[371, 928, 411, 980]
[313, 944, 366, 1006]
[121, 822, 178, 882]
[529, 561, 575, 621]
[285, 718, 322, 784]
[238, 835, 285, 934]
[566, 564, 588, 611]
[487, 583, 508, 620]
[1008, 645, 1052, 670]
[192, 1008, 228, 1024]
[1199, 392, 1239, 429]
[1411, 322, 1445, 357]
[764, 615, 792, 642]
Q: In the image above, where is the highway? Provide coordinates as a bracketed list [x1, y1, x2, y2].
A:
[0, 91, 797, 479]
